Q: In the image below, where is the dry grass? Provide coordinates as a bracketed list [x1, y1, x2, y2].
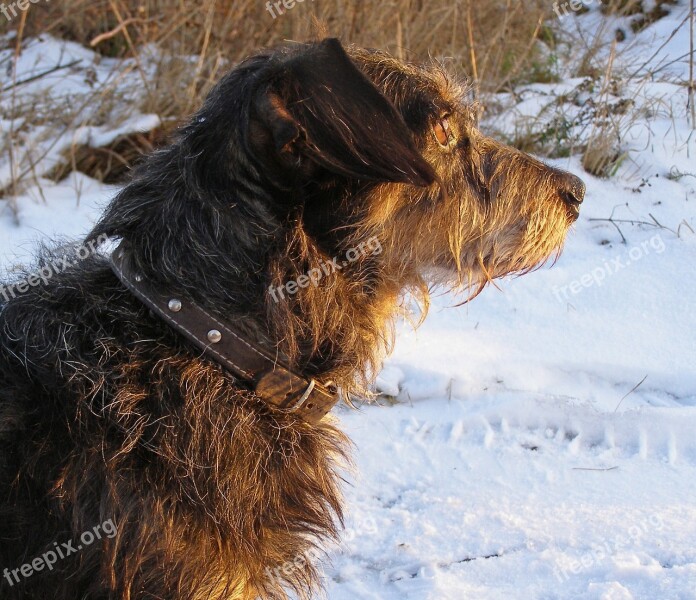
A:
[15, 0, 553, 112]
[0, 0, 555, 205]
[600, 0, 680, 33]
[0, 0, 685, 206]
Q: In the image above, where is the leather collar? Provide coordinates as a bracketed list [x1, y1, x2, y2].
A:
[110, 241, 340, 424]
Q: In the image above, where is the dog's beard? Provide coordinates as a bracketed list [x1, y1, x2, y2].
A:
[420, 202, 570, 302]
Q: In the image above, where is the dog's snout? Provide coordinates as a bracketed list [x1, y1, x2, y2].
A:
[558, 174, 586, 207]
[555, 172, 585, 221]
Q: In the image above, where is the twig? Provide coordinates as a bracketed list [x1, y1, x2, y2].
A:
[627, 14, 691, 80]
[589, 213, 688, 240]
[186, 1, 216, 105]
[689, 0, 695, 128]
[643, 51, 692, 77]
[107, 0, 151, 96]
[589, 217, 628, 244]
[668, 166, 696, 181]
[6, 7, 29, 223]
[465, 1, 478, 102]
[0, 60, 82, 92]
[677, 219, 696, 238]
[572, 466, 619, 472]
[614, 374, 648, 413]
[89, 18, 151, 47]
[0, 63, 138, 197]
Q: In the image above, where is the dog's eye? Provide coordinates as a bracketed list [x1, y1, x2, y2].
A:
[433, 118, 452, 147]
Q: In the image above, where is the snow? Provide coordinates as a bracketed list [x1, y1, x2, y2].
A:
[1, 4, 695, 598]
[0, 34, 159, 190]
[0, 173, 114, 271]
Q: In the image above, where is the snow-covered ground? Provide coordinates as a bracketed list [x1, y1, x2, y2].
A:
[1, 3, 695, 599]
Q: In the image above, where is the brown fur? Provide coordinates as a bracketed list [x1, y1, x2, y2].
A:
[0, 39, 583, 600]
[266, 46, 583, 401]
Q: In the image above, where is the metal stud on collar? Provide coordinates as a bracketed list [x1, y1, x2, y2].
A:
[110, 241, 341, 424]
[207, 329, 222, 344]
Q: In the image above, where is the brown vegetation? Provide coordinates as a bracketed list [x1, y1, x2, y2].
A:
[0, 0, 682, 200]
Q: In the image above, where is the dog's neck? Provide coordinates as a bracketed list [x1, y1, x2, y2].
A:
[91, 150, 394, 397]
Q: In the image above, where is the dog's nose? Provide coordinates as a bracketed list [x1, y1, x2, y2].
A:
[558, 173, 586, 208]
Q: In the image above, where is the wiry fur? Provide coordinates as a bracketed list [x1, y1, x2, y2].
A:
[0, 39, 583, 599]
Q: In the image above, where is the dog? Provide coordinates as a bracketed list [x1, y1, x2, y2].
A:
[0, 38, 584, 599]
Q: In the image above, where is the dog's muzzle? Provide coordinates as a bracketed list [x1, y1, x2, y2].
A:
[110, 242, 340, 424]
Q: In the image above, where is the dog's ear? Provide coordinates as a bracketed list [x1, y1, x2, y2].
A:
[253, 38, 436, 187]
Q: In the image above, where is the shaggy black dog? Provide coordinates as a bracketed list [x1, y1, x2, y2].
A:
[0, 38, 583, 599]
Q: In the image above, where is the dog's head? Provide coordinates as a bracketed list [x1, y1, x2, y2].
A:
[101, 38, 582, 299]
[234, 38, 584, 295]
[92, 37, 586, 388]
